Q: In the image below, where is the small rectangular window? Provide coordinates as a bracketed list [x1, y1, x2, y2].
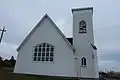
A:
[46, 48, 49, 52]
[38, 57, 41, 61]
[42, 48, 45, 52]
[46, 52, 49, 56]
[47, 44, 49, 47]
[43, 43, 46, 47]
[34, 53, 37, 56]
[42, 57, 45, 61]
[50, 57, 53, 61]
[33, 57, 37, 61]
[38, 52, 41, 56]
[34, 48, 37, 52]
[51, 47, 54, 52]
[42, 52, 45, 56]
[50, 52, 53, 56]
[46, 56, 49, 61]
[39, 48, 41, 52]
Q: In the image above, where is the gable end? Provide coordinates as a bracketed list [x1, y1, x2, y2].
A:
[17, 14, 74, 52]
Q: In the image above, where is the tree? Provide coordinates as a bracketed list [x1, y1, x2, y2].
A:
[0, 56, 3, 69]
[2, 59, 12, 67]
[9, 56, 16, 67]
[0, 56, 2, 61]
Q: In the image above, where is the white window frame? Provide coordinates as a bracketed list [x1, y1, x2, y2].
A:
[81, 57, 87, 67]
[33, 43, 54, 62]
[79, 20, 87, 33]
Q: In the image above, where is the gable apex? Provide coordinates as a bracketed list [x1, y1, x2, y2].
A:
[44, 13, 49, 17]
[17, 14, 74, 51]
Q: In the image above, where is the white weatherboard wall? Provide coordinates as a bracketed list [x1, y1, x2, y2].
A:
[93, 50, 99, 78]
[14, 16, 77, 77]
[73, 8, 99, 78]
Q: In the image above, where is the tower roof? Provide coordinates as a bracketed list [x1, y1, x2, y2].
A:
[72, 7, 93, 13]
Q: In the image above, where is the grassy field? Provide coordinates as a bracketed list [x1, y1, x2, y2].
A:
[12, 73, 77, 80]
[0, 68, 77, 80]
[0, 68, 13, 80]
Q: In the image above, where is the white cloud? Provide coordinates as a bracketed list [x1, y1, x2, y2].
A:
[0, 41, 18, 59]
[56, 18, 72, 37]
[99, 60, 120, 72]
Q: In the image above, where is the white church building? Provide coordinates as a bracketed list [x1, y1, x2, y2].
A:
[14, 7, 99, 80]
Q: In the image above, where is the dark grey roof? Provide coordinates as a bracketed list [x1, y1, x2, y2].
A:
[66, 38, 73, 45]
[67, 38, 97, 50]
[90, 43, 97, 50]
[72, 7, 93, 13]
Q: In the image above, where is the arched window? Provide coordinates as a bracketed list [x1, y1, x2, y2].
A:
[33, 43, 54, 62]
[81, 57, 87, 66]
[79, 20, 87, 33]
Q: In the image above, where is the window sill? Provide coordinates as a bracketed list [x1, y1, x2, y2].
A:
[79, 32, 87, 33]
[81, 65, 87, 68]
[32, 61, 55, 64]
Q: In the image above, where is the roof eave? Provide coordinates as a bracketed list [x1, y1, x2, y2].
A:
[72, 7, 93, 14]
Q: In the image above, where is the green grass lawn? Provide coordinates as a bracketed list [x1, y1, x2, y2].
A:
[11, 73, 77, 80]
[0, 68, 77, 80]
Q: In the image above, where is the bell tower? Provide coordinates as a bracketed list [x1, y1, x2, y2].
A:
[72, 7, 99, 79]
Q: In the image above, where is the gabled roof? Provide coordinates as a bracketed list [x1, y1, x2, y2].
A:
[17, 14, 74, 51]
[66, 38, 73, 45]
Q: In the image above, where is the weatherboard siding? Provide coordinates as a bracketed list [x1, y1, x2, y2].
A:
[14, 17, 77, 77]
[72, 8, 99, 78]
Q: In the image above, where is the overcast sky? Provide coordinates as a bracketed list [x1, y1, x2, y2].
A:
[0, 0, 120, 71]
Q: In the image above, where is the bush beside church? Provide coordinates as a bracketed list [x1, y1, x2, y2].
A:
[0, 56, 16, 68]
